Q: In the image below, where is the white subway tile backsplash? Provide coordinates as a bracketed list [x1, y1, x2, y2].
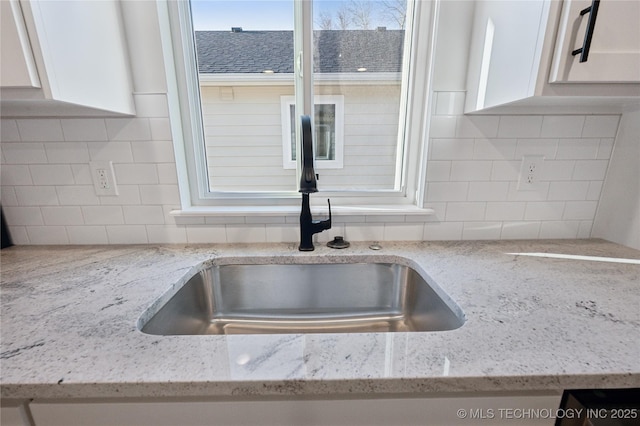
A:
[541, 116, 585, 138]
[149, 118, 173, 140]
[425, 161, 451, 181]
[41, 207, 84, 226]
[582, 115, 620, 138]
[1, 119, 21, 141]
[539, 221, 580, 239]
[157, 163, 179, 184]
[88, 141, 134, 163]
[1, 187, 18, 206]
[99, 185, 141, 205]
[16, 119, 64, 142]
[426, 182, 469, 202]
[114, 163, 158, 184]
[524, 201, 565, 221]
[462, 222, 502, 240]
[429, 139, 474, 160]
[55, 185, 100, 205]
[468, 181, 509, 201]
[450, 161, 492, 181]
[29, 165, 74, 185]
[577, 221, 593, 238]
[548, 181, 590, 200]
[133, 94, 170, 118]
[67, 226, 108, 244]
[563, 201, 598, 220]
[2, 143, 48, 164]
[473, 139, 516, 160]
[45, 142, 90, 164]
[586, 181, 603, 200]
[498, 116, 543, 138]
[455, 115, 499, 138]
[1, 165, 33, 185]
[556, 138, 599, 160]
[572, 160, 608, 181]
[123, 205, 165, 224]
[265, 224, 298, 243]
[60, 119, 108, 141]
[15, 186, 59, 206]
[0, 86, 620, 245]
[597, 138, 614, 159]
[105, 118, 152, 141]
[132, 141, 175, 163]
[543, 160, 575, 181]
[500, 222, 540, 239]
[344, 224, 385, 241]
[70, 165, 94, 185]
[106, 225, 149, 244]
[139, 184, 180, 205]
[4, 206, 44, 226]
[485, 202, 526, 221]
[226, 225, 266, 243]
[26, 226, 68, 244]
[515, 138, 558, 159]
[186, 226, 226, 243]
[7, 226, 29, 244]
[491, 161, 520, 181]
[146, 225, 187, 244]
[445, 202, 486, 221]
[383, 224, 425, 241]
[423, 221, 463, 240]
[82, 206, 124, 225]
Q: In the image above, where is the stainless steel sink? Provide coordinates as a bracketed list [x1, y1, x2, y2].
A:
[139, 262, 465, 335]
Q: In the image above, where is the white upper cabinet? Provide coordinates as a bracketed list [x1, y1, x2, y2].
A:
[550, 0, 640, 83]
[465, 0, 640, 114]
[0, 0, 135, 117]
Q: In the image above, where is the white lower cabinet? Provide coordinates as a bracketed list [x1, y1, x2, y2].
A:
[30, 394, 561, 426]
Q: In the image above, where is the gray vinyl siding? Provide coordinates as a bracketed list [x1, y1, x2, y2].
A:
[201, 83, 401, 192]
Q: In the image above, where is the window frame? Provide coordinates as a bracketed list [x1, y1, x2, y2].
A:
[158, 0, 438, 213]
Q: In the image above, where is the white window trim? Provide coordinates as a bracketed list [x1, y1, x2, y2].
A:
[281, 95, 344, 170]
[158, 0, 439, 216]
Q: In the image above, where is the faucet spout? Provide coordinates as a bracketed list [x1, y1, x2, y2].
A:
[298, 114, 331, 251]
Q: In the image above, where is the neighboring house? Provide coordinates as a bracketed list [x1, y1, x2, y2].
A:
[195, 29, 405, 192]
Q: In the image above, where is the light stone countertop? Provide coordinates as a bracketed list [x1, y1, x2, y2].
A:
[1, 239, 639, 400]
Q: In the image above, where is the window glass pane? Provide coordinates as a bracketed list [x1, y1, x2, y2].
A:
[289, 103, 336, 162]
[313, 0, 407, 191]
[192, 1, 296, 192]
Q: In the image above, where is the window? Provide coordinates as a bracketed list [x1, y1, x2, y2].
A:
[281, 95, 344, 170]
[160, 0, 437, 211]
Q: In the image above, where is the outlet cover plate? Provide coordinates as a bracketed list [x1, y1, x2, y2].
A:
[517, 155, 545, 191]
[90, 161, 119, 196]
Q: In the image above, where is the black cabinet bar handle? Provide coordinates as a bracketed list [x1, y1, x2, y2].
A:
[572, 0, 600, 63]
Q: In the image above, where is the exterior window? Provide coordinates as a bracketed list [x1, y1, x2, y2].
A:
[162, 0, 436, 209]
[282, 95, 344, 170]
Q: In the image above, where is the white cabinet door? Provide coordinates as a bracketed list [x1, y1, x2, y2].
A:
[0, 0, 40, 88]
[550, 0, 640, 83]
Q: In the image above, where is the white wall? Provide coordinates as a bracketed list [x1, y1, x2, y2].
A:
[592, 110, 640, 250]
[0, 0, 632, 245]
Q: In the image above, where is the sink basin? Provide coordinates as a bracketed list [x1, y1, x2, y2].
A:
[139, 261, 465, 335]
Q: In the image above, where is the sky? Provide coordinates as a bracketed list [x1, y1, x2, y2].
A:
[190, 0, 402, 31]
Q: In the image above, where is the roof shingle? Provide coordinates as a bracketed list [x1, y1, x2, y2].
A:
[195, 30, 404, 74]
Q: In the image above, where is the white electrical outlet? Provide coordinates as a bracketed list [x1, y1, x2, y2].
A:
[90, 161, 119, 196]
[517, 155, 545, 191]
